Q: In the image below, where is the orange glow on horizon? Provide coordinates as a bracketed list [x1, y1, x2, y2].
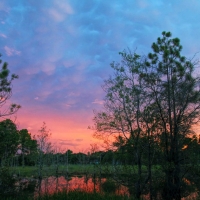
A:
[13, 106, 103, 153]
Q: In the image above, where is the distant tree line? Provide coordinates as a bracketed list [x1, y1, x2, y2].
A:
[4, 118, 199, 168]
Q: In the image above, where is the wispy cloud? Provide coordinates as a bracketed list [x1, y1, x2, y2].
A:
[76, 139, 83, 142]
[0, 33, 7, 38]
[92, 99, 104, 105]
[47, 1, 74, 22]
[4, 46, 21, 56]
[59, 142, 80, 147]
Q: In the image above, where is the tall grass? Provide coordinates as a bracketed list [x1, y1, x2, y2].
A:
[10, 164, 153, 178]
[38, 190, 135, 200]
[1, 190, 136, 200]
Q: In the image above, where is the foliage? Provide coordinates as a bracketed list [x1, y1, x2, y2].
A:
[36, 122, 52, 154]
[142, 31, 200, 200]
[35, 190, 133, 200]
[91, 31, 200, 200]
[0, 119, 38, 167]
[101, 179, 118, 193]
[0, 54, 20, 117]
[0, 167, 16, 197]
[18, 129, 38, 166]
[0, 119, 19, 166]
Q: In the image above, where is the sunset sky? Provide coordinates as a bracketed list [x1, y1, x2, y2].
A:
[1, 0, 200, 152]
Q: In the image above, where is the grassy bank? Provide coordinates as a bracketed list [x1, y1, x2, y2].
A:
[10, 164, 162, 178]
[11, 164, 95, 177]
[1, 190, 135, 200]
[2, 190, 136, 200]
[39, 190, 135, 200]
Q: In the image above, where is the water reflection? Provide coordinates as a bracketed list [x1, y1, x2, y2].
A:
[33, 175, 199, 199]
[35, 175, 129, 197]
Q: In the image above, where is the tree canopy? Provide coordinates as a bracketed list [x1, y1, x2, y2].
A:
[92, 31, 200, 200]
[0, 55, 20, 117]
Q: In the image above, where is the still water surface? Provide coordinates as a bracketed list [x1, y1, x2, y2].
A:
[21, 175, 198, 199]
[35, 175, 129, 196]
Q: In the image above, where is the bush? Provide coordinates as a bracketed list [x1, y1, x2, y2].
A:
[0, 167, 16, 197]
[101, 179, 118, 193]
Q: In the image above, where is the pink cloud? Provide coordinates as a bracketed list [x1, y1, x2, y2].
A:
[4, 46, 21, 56]
[55, 1, 74, 14]
[47, 1, 74, 22]
[92, 99, 104, 105]
[0, 33, 7, 38]
[48, 9, 65, 22]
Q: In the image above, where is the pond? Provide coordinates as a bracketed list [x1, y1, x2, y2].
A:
[18, 175, 199, 199]
[34, 175, 129, 197]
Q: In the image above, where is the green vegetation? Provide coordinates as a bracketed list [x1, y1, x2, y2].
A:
[91, 31, 200, 199]
[1, 190, 136, 200]
[39, 191, 134, 200]
[10, 164, 153, 177]
[101, 179, 118, 193]
[0, 54, 20, 118]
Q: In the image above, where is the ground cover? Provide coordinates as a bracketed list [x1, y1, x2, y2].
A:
[10, 164, 157, 178]
[1, 190, 137, 200]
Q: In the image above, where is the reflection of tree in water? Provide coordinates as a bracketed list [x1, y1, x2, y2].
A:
[34, 176, 127, 195]
[125, 176, 200, 200]
[32, 174, 200, 199]
[180, 176, 200, 200]
[20, 179, 36, 198]
[101, 179, 118, 194]
[92, 172, 97, 192]
[11, 178, 37, 199]
[0, 173, 198, 199]
[84, 173, 89, 185]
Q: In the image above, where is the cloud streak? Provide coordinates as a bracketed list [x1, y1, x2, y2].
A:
[4, 46, 21, 56]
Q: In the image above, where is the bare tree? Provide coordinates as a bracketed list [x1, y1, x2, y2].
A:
[36, 122, 52, 180]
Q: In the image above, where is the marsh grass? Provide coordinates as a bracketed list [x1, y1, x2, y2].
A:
[41, 191, 134, 200]
[10, 164, 161, 178]
[38, 190, 134, 200]
[10, 165, 94, 177]
[1, 190, 136, 200]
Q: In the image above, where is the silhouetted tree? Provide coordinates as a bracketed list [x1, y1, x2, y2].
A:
[18, 129, 37, 167]
[0, 54, 20, 117]
[92, 31, 200, 200]
[36, 122, 51, 179]
[0, 119, 19, 166]
[142, 31, 200, 200]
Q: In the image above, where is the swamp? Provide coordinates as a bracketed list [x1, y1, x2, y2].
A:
[1, 162, 200, 199]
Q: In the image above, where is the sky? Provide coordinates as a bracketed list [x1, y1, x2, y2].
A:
[0, 0, 200, 152]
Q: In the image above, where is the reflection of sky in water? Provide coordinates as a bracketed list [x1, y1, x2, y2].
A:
[35, 176, 129, 196]
[33, 176, 199, 199]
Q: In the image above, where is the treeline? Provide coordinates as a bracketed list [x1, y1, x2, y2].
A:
[1, 118, 199, 168]
[0, 119, 37, 167]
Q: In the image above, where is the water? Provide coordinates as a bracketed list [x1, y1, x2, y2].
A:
[34, 175, 129, 196]
[18, 175, 199, 199]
